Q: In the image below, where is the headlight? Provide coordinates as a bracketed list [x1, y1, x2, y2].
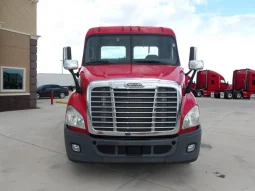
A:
[65, 105, 85, 129]
[182, 105, 200, 129]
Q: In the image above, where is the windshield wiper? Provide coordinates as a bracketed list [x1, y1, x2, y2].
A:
[134, 60, 167, 64]
[85, 60, 112, 65]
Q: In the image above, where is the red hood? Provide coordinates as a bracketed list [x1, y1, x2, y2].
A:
[79, 64, 185, 87]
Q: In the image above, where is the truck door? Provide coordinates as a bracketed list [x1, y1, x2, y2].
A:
[219, 78, 227, 90]
[208, 73, 217, 91]
[248, 71, 255, 92]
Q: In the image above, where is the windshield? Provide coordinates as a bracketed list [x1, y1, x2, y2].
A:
[83, 34, 179, 65]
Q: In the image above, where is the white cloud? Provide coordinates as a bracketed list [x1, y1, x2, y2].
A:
[37, 0, 255, 82]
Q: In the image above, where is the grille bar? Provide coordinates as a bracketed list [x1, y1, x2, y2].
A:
[91, 106, 177, 108]
[92, 116, 177, 119]
[92, 91, 177, 93]
[110, 88, 117, 132]
[91, 111, 176, 113]
[91, 96, 177, 98]
[151, 87, 158, 132]
[91, 101, 177, 103]
[92, 121, 176, 124]
[93, 126, 175, 129]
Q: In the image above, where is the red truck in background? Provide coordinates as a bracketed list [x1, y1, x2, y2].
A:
[214, 68, 255, 99]
[61, 26, 204, 164]
[189, 69, 231, 97]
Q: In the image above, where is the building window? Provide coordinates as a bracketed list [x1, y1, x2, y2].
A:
[0, 66, 26, 92]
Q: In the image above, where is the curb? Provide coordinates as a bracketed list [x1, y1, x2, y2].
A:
[55, 100, 68, 104]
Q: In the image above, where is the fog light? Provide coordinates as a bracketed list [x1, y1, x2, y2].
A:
[187, 144, 196, 153]
[71, 144, 80, 152]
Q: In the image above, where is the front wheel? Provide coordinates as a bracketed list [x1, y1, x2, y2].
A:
[36, 93, 40, 100]
[59, 93, 65, 99]
[196, 90, 202, 97]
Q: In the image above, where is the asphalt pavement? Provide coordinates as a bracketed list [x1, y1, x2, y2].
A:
[0, 97, 255, 191]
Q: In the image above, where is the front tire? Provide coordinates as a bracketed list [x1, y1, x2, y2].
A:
[59, 93, 65, 99]
[196, 90, 202, 97]
[36, 93, 40, 100]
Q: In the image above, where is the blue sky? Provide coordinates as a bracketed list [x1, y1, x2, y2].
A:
[196, 0, 255, 16]
[37, 0, 255, 82]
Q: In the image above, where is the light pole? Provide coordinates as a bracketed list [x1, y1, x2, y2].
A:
[60, 60, 63, 74]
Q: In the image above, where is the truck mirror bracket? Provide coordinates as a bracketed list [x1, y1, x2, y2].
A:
[185, 70, 192, 76]
[185, 69, 197, 94]
[69, 69, 82, 93]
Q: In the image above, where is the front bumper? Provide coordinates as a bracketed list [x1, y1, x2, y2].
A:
[64, 125, 202, 163]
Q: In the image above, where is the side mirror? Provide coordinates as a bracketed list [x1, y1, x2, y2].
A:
[63, 46, 79, 70]
[189, 46, 197, 61]
[188, 60, 204, 71]
[185, 46, 204, 94]
[62, 46, 81, 93]
[188, 46, 204, 70]
[63, 46, 72, 60]
[63, 60, 79, 70]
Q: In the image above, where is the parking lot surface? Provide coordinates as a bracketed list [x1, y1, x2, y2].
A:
[0, 97, 255, 191]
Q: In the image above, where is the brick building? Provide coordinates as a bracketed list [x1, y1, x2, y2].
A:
[0, 0, 40, 112]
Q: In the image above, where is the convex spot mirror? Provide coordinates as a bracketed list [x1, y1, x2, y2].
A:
[63, 46, 79, 70]
[189, 60, 204, 71]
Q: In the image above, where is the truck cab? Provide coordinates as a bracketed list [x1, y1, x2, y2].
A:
[62, 26, 204, 163]
[190, 69, 230, 97]
[232, 68, 255, 99]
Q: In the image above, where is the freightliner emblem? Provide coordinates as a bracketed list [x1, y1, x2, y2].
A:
[124, 83, 144, 88]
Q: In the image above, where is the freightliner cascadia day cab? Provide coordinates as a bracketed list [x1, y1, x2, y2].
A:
[191, 69, 231, 98]
[62, 26, 204, 163]
[214, 68, 255, 99]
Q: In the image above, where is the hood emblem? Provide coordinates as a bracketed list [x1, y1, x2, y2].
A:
[124, 83, 144, 88]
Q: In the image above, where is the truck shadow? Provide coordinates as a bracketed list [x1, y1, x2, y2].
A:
[68, 161, 194, 178]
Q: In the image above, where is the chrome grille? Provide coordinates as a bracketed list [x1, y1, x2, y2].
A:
[89, 84, 178, 134]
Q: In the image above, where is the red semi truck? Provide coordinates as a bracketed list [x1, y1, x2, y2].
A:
[190, 69, 231, 97]
[62, 26, 204, 163]
[214, 68, 255, 99]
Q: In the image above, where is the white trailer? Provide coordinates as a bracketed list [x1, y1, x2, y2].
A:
[37, 73, 75, 91]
